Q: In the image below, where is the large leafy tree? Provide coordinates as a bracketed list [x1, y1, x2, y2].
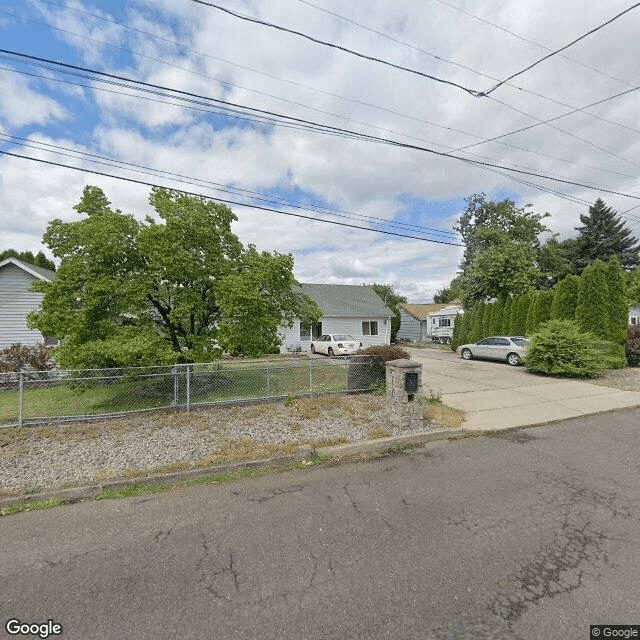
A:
[29, 186, 321, 367]
[454, 195, 548, 306]
[572, 198, 640, 272]
[433, 274, 462, 303]
[368, 283, 407, 342]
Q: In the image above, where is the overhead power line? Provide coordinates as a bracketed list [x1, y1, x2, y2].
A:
[480, 2, 640, 96]
[0, 131, 459, 239]
[24, 0, 640, 176]
[186, 0, 482, 97]
[433, 0, 638, 89]
[2, 48, 639, 203]
[0, 149, 465, 246]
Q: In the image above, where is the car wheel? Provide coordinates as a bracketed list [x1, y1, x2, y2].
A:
[507, 352, 521, 366]
[461, 348, 472, 360]
[328, 347, 334, 356]
[310, 344, 315, 354]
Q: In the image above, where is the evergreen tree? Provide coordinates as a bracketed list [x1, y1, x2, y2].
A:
[525, 291, 539, 336]
[512, 294, 531, 336]
[531, 290, 554, 333]
[482, 301, 494, 338]
[573, 198, 640, 272]
[469, 302, 485, 343]
[575, 260, 609, 339]
[605, 255, 629, 345]
[0, 248, 55, 271]
[550, 275, 580, 320]
[490, 297, 505, 335]
[501, 297, 513, 334]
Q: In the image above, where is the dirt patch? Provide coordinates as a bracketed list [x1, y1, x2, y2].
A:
[590, 367, 640, 392]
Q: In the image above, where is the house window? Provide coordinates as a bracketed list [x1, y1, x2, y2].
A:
[362, 321, 378, 336]
[300, 321, 322, 340]
[439, 318, 451, 327]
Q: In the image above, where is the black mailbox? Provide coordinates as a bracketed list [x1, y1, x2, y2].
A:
[405, 372, 418, 393]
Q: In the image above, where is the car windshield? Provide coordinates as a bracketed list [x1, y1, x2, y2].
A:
[511, 338, 530, 347]
[333, 335, 355, 341]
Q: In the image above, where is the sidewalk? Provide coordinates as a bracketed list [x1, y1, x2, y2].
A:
[406, 347, 640, 430]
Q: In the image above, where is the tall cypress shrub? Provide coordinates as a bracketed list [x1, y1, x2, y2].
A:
[513, 293, 531, 336]
[501, 297, 513, 335]
[490, 297, 505, 335]
[525, 291, 539, 335]
[551, 274, 580, 320]
[606, 255, 629, 346]
[575, 260, 609, 339]
[469, 302, 485, 343]
[528, 290, 554, 334]
[482, 301, 494, 338]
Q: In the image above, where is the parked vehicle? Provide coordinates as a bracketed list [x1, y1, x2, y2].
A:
[310, 334, 361, 356]
[456, 336, 529, 366]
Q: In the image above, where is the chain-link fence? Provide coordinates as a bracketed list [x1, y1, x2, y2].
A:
[0, 355, 385, 427]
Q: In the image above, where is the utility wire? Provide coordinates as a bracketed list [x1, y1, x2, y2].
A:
[433, 0, 638, 89]
[0, 131, 459, 238]
[0, 149, 465, 246]
[26, 1, 640, 166]
[186, 0, 482, 96]
[2, 49, 639, 202]
[480, 2, 640, 96]
[457, 85, 640, 152]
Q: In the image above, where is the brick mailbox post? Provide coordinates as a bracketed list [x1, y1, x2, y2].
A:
[385, 359, 423, 429]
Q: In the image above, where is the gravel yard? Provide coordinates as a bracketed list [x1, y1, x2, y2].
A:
[590, 367, 640, 391]
[0, 394, 449, 495]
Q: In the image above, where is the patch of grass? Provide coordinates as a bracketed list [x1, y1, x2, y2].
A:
[1, 498, 62, 515]
[424, 389, 443, 405]
[368, 426, 392, 439]
[294, 394, 344, 420]
[25, 485, 39, 495]
[424, 403, 466, 429]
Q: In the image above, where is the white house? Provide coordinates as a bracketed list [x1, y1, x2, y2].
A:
[279, 283, 393, 352]
[630, 306, 640, 326]
[0, 257, 57, 349]
[397, 301, 463, 343]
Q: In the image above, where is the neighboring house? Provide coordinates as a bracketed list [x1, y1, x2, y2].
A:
[279, 283, 393, 353]
[630, 306, 640, 326]
[397, 300, 463, 343]
[0, 257, 57, 349]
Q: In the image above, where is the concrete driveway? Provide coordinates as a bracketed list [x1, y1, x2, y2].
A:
[406, 346, 640, 430]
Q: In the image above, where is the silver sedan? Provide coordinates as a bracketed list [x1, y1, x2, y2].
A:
[457, 336, 529, 366]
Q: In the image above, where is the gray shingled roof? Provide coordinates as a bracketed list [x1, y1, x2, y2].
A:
[0, 257, 55, 281]
[301, 283, 392, 317]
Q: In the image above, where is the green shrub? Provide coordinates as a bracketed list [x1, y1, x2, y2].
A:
[592, 340, 626, 370]
[524, 319, 603, 378]
[626, 324, 640, 367]
[347, 344, 410, 391]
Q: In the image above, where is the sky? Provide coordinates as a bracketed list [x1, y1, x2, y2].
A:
[1, 0, 639, 302]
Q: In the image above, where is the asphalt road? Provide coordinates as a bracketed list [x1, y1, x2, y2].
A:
[2, 410, 640, 640]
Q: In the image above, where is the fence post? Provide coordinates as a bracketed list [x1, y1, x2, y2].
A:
[266, 362, 270, 398]
[19, 369, 24, 427]
[186, 364, 190, 414]
[173, 366, 179, 407]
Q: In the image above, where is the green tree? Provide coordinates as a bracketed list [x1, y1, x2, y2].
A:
[536, 235, 574, 288]
[433, 274, 462, 303]
[368, 283, 407, 342]
[511, 293, 531, 336]
[0, 248, 55, 271]
[573, 198, 640, 272]
[490, 297, 505, 335]
[501, 297, 513, 334]
[575, 260, 609, 339]
[468, 302, 485, 343]
[29, 186, 320, 367]
[550, 275, 580, 321]
[605, 255, 629, 346]
[627, 267, 640, 305]
[526, 290, 554, 335]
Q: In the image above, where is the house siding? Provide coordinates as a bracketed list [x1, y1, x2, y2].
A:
[280, 316, 390, 352]
[0, 263, 47, 348]
[397, 308, 423, 342]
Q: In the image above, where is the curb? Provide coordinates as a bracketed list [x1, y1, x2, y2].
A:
[0, 430, 460, 511]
